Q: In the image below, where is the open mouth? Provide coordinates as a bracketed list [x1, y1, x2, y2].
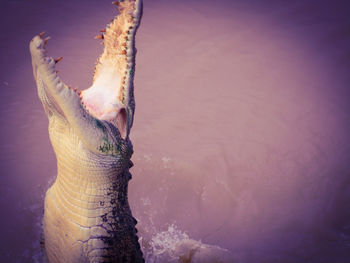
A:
[30, 0, 142, 139]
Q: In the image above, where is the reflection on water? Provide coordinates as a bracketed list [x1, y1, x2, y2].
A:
[1, 0, 350, 262]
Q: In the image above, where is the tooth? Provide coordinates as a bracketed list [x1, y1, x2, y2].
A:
[54, 57, 63, 63]
[39, 31, 45, 38]
[44, 36, 51, 45]
[95, 34, 104, 40]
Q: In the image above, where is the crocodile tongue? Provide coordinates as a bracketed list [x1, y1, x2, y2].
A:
[81, 63, 127, 137]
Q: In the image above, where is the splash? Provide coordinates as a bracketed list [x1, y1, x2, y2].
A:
[140, 224, 235, 263]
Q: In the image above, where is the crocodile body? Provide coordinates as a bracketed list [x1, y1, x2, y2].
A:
[30, 1, 144, 262]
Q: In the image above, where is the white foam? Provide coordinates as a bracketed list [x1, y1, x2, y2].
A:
[141, 224, 236, 263]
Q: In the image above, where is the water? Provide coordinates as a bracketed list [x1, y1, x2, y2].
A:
[1, 0, 350, 262]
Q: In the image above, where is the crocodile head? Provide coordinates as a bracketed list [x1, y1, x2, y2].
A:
[30, 0, 142, 155]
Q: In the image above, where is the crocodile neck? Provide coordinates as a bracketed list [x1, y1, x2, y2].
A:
[43, 118, 143, 262]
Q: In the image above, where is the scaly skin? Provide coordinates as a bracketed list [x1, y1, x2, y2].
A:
[30, 1, 144, 262]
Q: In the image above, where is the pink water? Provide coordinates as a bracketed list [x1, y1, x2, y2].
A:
[0, 0, 350, 262]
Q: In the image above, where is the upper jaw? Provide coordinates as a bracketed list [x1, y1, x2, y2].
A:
[30, 34, 83, 117]
[30, 35, 54, 83]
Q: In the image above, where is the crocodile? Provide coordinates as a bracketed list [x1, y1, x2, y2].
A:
[29, 0, 144, 262]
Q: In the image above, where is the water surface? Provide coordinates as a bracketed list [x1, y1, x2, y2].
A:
[0, 0, 350, 262]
